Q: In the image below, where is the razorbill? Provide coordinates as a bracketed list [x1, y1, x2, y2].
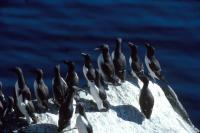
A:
[81, 53, 96, 86]
[52, 65, 68, 106]
[31, 68, 49, 111]
[95, 44, 119, 85]
[76, 103, 93, 133]
[139, 75, 154, 119]
[128, 42, 144, 80]
[58, 85, 77, 132]
[63, 60, 79, 87]
[11, 67, 37, 124]
[111, 38, 126, 82]
[144, 43, 166, 82]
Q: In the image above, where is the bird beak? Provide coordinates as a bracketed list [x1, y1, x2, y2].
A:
[63, 60, 69, 64]
[145, 43, 150, 48]
[94, 47, 100, 51]
[128, 42, 134, 47]
[81, 53, 87, 57]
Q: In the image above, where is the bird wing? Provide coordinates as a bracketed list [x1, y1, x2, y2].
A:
[149, 57, 161, 72]
[37, 83, 48, 102]
[86, 69, 96, 82]
[113, 54, 126, 71]
[98, 87, 107, 100]
[101, 62, 114, 76]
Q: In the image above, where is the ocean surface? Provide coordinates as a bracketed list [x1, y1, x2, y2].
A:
[0, 0, 199, 128]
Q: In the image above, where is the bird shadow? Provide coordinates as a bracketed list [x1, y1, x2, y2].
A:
[111, 104, 145, 125]
[32, 100, 59, 114]
[17, 123, 58, 133]
[2, 116, 29, 132]
[77, 98, 99, 112]
[47, 100, 59, 114]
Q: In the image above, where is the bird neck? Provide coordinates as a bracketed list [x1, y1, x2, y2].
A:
[115, 43, 121, 57]
[55, 71, 61, 82]
[80, 110, 87, 118]
[142, 83, 149, 90]
[36, 75, 43, 83]
[17, 72, 26, 88]
[102, 52, 110, 62]
[147, 50, 154, 59]
[131, 52, 138, 61]
[85, 60, 93, 69]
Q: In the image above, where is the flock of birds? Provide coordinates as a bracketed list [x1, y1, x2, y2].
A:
[0, 38, 167, 133]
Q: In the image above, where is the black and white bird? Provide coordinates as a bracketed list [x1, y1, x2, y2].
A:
[76, 103, 93, 133]
[4, 96, 14, 117]
[144, 43, 166, 82]
[81, 53, 96, 86]
[94, 69, 109, 110]
[95, 44, 119, 85]
[52, 65, 68, 106]
[63, 61, 79, 87]
[0, 101, 4, 129]
[139, 75, 154, 119]
[58, 86, 77, 132]
[111, 38, 126, 82]
[0, 83, 15, 119]
[0, 82, 7, 107]
[31, 68, 49, 111]
[128, 42, 144, 81]
[11, 67, 37, 124]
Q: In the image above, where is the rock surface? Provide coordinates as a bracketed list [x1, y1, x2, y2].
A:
[14, 79, 198, 133]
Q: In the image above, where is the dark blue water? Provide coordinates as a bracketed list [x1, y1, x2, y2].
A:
[0, 0, 199, 128]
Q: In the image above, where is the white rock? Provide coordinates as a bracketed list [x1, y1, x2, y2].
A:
[18, 81, 199, 133]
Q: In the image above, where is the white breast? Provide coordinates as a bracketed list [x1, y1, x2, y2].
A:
[89, 83, 104, 110]
[83, 65, 88, 80]
[15, 82, 31, 124]
[34, 81, 42, 105]
[111, 51, 114, 60]
[76, 115, 89, 133]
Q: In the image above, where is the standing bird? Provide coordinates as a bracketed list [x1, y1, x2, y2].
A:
[144, 43, 165, 82]
[81, 53, 96, 86]
[76, 103, 93, 133]
[111, 38, 126, 82]
[0, 82, 7, 107]
[31, 68, 49, 111]
[139, 75, 154, 119]
[128, 42, 144, 80]
[0, 83, 14, 121]
[58, 86, 77, 132]
[11, 67, 37, 124]
[52, 65, 68, 106]
[0, 101, 4, 130]
[94, 69, 109, 110]
[63, 61, 79, 87]
[95, 44, 119, 85]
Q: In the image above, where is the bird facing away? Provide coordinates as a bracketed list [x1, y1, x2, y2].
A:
[139, 75, 154, 119]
